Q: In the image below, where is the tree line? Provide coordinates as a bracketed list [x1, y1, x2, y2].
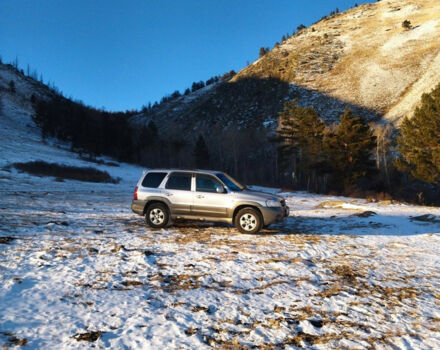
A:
[32, 95, 213, 170]
[30, 75, 440, 205]
[275, 101, 377, 193]
[275, 84, 440, 204]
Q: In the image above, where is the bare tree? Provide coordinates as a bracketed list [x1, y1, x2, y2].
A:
[374, 123, 394, 191]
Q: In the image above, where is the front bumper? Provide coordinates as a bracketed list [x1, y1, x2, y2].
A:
[260, 205, 290, 225]
[131, 200, 147, 215]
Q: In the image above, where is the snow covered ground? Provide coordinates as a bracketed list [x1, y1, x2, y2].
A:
[1, 92, 440, 349]
[1, 175, 440, 349]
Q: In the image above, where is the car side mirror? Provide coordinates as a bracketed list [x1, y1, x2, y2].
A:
[216, 186, 225, 193]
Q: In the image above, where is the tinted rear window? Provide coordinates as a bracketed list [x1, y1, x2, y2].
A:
[142, 172, 167, 188]
[165, 173, 192, 191]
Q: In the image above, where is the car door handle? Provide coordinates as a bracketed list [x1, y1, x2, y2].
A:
[196, 195, 204, 199]
[164, 192, 173, 197]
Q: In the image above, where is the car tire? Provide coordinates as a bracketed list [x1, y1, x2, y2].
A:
[145, 203, 169, 228]
[235, 208, 263, 234]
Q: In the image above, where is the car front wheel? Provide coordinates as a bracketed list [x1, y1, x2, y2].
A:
[146, 203, 169, 228]
[235, 208, 263, 234]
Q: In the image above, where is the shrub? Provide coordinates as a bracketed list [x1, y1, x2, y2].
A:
[402, 20, 412, 30]
[13, 161, 119, 183]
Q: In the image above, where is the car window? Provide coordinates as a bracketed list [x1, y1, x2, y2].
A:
[165, 172, 192, 191]
[142, 172, 167, 188]
[196, 174, 224, 193]
[215, 172, 245, 192]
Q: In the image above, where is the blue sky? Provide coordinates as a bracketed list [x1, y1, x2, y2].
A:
[0, 0, 370, 111]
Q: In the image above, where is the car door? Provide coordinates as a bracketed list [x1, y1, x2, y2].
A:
[163, 172, 193, 215]
[192, 174, 228, 218]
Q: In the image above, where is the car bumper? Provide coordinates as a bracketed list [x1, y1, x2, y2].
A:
[131, 200, 147, 215]
[260, 205, 290, 225]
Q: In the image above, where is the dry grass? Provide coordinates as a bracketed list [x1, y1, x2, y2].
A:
[158, 273, 204, 292]
[331, 264, 361, 284]
[317, 283, 345, 298]
[315, 200, 349, 209]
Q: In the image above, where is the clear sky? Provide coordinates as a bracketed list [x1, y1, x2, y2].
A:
[0, 0, 370, 111]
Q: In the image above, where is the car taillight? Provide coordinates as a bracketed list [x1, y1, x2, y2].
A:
[133, 186, 138, 200]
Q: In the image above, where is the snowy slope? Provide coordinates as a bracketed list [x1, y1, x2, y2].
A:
[1, 91, 440, 348]
[0, 64, 141, 189]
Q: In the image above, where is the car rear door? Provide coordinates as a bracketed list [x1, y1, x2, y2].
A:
[163, 172, 194, 215]
[192, 174, 229, 218]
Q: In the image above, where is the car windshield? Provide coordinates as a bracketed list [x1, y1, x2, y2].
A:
[216, 172, 245, 192]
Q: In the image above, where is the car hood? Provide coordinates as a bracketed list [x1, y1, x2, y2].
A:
[230, 189, 283, 203]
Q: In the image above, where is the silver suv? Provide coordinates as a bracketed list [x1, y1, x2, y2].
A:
[131, 169, 289, 234]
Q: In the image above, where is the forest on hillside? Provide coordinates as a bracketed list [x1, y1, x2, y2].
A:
[29, 80, 440, 205]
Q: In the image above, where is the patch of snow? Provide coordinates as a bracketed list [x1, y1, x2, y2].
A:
[262, 119, 276, 128]
[381, 19, 440, 52]
[381, 3, 422, 19]
[181, 83, 217, 104]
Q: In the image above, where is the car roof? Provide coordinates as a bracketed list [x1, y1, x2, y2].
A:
[144, 168, 223, 175]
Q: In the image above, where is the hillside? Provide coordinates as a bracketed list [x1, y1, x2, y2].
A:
[234, 0, 440, 124]
[133, 0, 440, 133]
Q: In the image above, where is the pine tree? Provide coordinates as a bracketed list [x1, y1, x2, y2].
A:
[9, 80, 16, 93]
[193, 135, 210, 169]
[324, 109, 377, 187]
[259, 47, 269, 58]
[396, 84, 440, 185]
[276, 100, 326, 190]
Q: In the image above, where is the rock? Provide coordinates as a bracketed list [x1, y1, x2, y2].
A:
[309, 319, 324, 328]
[73, 331, 102, 342]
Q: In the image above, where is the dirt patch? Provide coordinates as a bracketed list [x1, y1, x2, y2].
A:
[13, 161, 119, 183]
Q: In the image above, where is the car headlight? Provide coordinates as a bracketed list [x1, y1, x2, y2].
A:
[266, 199, 281, 207]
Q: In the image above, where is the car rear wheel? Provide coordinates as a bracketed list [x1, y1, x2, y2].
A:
[146, 203, 169, 228]
[235, 208, 263, 234]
